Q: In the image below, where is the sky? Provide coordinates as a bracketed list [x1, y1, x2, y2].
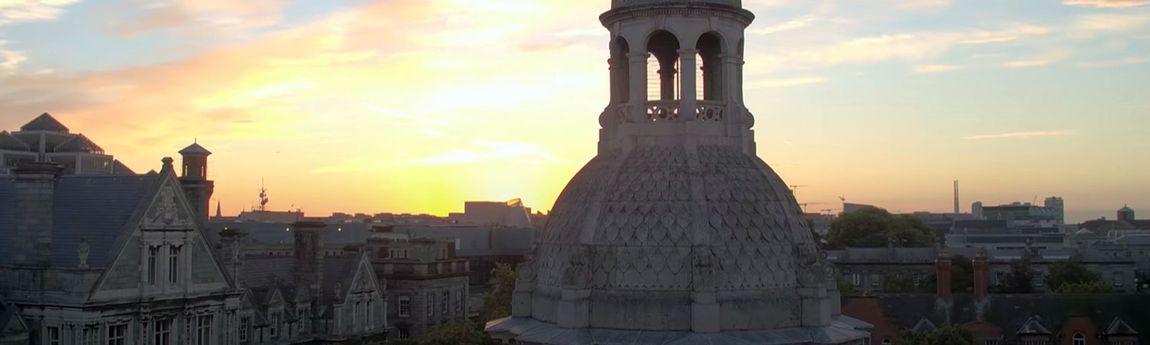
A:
[0, 0, 1147, 223]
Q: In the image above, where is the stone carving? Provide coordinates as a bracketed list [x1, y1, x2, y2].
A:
[144, 183, 192, 228]
[646, 101, 680, 122]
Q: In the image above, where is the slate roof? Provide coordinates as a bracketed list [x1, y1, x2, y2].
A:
[238, 253, 362, 306]
[179, 143, 212, 155]
[1107, 317, 1138, 336]
[1017, 316, 1052, 335]
[0, 174, 161, 268]
[53, 134, 104, 154]
[0, 131, 30, 151]
[20, 113, 69, 133]
[848, 294, 1150, 343]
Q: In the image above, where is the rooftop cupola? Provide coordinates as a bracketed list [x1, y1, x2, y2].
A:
[598, 0, 756, 155]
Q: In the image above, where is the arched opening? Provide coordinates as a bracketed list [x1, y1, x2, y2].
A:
[697, 32, 723, 101]
[1072, 333, 1085, 345]
[646, 30, 681, 102]
[610, 37, 631, 104]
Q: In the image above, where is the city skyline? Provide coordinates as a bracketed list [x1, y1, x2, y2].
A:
[1, 0, 1148, 222]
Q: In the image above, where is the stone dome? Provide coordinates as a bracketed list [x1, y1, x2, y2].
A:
[521, 144, 826, 331]
[611, 0, 742, 9]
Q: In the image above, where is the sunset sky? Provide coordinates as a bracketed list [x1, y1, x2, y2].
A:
[1, 0, 1148, 223]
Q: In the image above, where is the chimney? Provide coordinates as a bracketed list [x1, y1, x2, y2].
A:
[12, 161, 63, 267]
[936, 253, 952, 300]
[973, 249, 989, 303]
[954, 180, 960, 215]
[218, 228, 246, 284]
[292, 221, 326, 296]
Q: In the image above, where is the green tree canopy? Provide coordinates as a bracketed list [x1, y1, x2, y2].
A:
[480, 263, 517, 322]
[827, 207, 937, 248]
[1057, 281, 1113, 294]
[420, 321, 494, 345]
[898, 326, 974, 345]
[998, 260, 1035, 294]
[1045, 261, 1103, 293]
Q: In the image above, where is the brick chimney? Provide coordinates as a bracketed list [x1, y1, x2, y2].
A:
[292, 221, 326, 296]
[936, 253, 953, 300]
[973, 249, 989, 303]
[12, 161, 63, 267]
[218, 228, 246, 285]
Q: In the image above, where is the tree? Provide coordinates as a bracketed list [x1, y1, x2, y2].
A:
[837, 273, 859, 296]
[480, 263, 517, 322]
[1045, 261, 1103, 293]
[1057, 281, 1113, 294]
[827, 207, 936, 248]
[998, 260, 1035, 293]
[898, 326, 975, 345]
[882, 273, 918, 293]
[421, 321, 494, 345]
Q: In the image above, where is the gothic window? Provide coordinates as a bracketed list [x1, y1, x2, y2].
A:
[442, 291, 450, 316]
[426, 292, 435, 317]
[270, 312, 280, 337]
[107, 325, 127, 345]
[48, 327, 60, 345]
[367, 300, 374, 329]
[169, 245, 182, 284]
[238, 317, 249, 344]
[1073, 333, 1086, 345]
[148, 246, 160, 285]
[197, 315, 213, 345]
[646, 30, 681, 102]
[398, 296, 411, 318]
[696, 32, 723, 101]
[154, 319, 172, 345]
[455, 290, 463, 314]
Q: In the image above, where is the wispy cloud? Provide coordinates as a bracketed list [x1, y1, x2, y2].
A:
[1064, 0, 1150, 8]
[0, 0, 79, 26]
[913, 64, 961, 73]
[748, 76, 829, 89]
[1003, 51, 1068, 68]
[962, 130, 1076, 140]
[1071, 13, 1150, 39]
[1078, 56, 1149, 68]
[0, 41, 26, 73]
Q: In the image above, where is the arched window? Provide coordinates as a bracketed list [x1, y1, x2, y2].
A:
[696, 32, 723, 101]
[1073, 333, 1085, 345]
[610, 37, 631, 104]
[646, 31, 681, 102]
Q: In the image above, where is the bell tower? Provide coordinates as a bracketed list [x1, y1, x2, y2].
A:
[179, 142, 214, 223]
[598, 0, 756, 155]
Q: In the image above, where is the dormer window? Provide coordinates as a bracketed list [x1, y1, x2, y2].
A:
[169, 245, 182, 284]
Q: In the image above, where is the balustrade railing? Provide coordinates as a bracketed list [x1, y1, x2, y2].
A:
[643, 100, 725, 122]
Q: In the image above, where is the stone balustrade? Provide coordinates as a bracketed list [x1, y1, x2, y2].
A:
[643, 100, 725, 122]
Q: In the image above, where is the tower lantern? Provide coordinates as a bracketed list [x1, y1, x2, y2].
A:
[178, 142, 214, 222]
[599, 0, 756, 155]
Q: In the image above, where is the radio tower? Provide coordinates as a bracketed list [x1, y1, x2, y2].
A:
[258, 179, 270, 212]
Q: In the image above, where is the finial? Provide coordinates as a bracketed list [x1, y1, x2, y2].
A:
[161, 157, 174, 173]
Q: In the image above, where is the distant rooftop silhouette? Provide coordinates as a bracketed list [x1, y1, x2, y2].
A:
[20, 113, 70, 133]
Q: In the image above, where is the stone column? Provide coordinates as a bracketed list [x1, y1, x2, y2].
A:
[679, 49, 698, 121]
[628, 52, 649, 122]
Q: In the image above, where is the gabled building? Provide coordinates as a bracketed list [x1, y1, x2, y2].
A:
[0, 155, 241, 345]
[217, 222, 388, 345]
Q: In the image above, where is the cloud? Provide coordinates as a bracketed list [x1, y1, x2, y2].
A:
[747, 76, 829, 89]
[758, 24, 1051, 71]
[1064, 0, 1150, 8]
[962, 130, 1076, 140]
[0, 41, 26, 73]
[893, 0, 953, 10]
[1003, 51, 1068, 68]
[912, 64, 961, 73]
[1078, 56, 1149, 68]
[1071, 13, 1150, 38]
[0, 0, 79, 26]
[110, 0, 284, 35]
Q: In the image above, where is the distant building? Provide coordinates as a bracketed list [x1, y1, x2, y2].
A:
[946, 219, 1065, 250]
[448, 199, 533, 228]
[366, 228, 468, 340]
[977, 199, 1065, 227]
[0, 113, 132, 175]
